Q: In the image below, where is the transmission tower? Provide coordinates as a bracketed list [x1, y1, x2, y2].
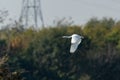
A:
[19, 0, 44, 28]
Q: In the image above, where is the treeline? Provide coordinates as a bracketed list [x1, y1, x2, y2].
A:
[0, 18, 120, 80]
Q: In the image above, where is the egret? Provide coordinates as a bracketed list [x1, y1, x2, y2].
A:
[62, 34, 84, 53]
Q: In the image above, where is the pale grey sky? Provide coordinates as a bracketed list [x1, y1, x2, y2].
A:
[0, 0, 120, 26]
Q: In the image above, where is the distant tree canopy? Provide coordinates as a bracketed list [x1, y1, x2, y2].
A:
[0, 17, 120, 80]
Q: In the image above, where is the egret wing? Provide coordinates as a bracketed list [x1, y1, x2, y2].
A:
[70, 43, 79, 53]
[78, 39, 82, 44]
[62, 36, 71, 38]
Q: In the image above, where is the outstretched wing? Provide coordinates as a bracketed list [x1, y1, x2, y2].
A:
[70, 43, 79, 53]
[70, 38, 82, 53]
[62, 36, 71, 38]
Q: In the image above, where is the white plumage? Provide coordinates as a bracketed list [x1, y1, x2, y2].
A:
[62, 34, 84, 53]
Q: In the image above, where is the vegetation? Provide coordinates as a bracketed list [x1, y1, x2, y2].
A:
[0, 14, 120, 80]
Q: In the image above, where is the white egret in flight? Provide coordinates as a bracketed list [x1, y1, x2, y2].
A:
[62, 34, 84, 53]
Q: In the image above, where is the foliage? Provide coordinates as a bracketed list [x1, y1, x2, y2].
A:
[0, 18, 120, 80]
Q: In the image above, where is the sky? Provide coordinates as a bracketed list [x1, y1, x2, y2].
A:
[0, 0, 120, 27]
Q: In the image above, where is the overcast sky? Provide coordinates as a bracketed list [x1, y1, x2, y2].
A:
[0, 0, 120, 26]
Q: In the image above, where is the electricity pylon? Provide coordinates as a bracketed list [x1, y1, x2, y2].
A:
[19, 0, 44, 28]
